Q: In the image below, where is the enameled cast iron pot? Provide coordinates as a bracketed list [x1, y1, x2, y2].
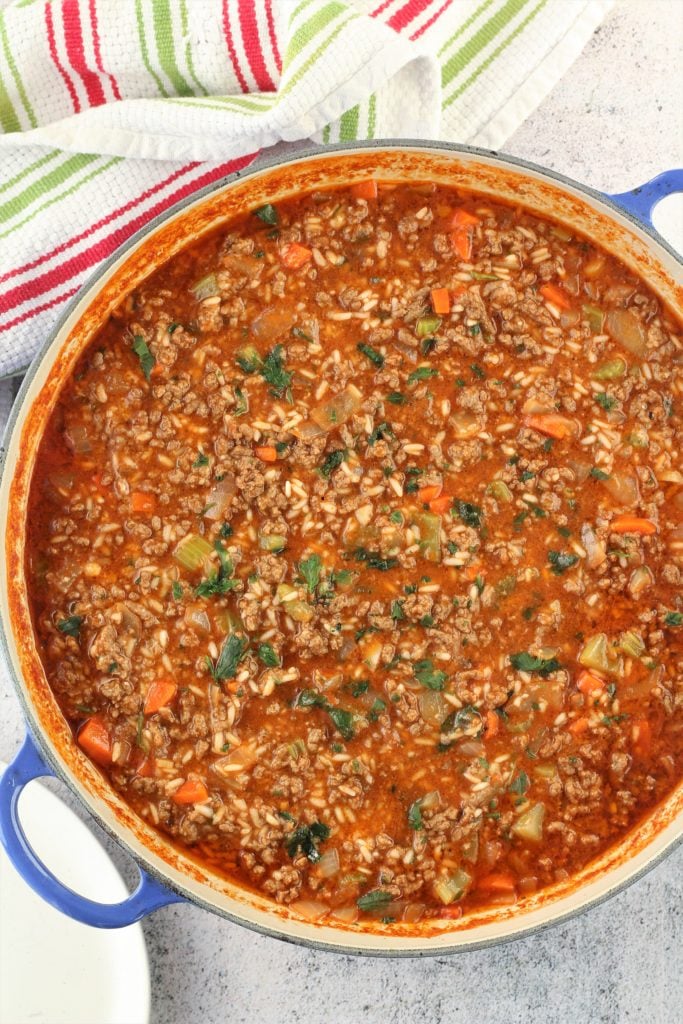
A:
[1, 143, 682, 955]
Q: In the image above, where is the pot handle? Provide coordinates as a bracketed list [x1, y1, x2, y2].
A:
[607, 169, 683, 229]
[0, 731, 184, 928]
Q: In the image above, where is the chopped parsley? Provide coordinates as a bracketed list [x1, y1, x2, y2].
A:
[357, 889, 392, 912]
[595, 392, 617, 411]
[510, 651, 561, 676]
[260, 345, 293, 401]
[390, 600, 405, 621]
[589, 467, 610, 480]
[257, 643, 280, 668]
[195, 542, 240, 598]
[407, 800, 424, 831]
[208, 634, 248, 681]
[131, 335, 155, 381]
[413, 658, 447, 691]
[470, 363, 486, 379]
[665, 611, 683, 627]
[509, 771, 529, 796]
[285, 821, 330, 862]
[294, 689, 355, 740]
[386, 391, 406, 405]
[367, 421, 393, 446]
[298, 553, 322, 593]
[171, 581, 183, 601]
[253, 203, 278, 226]
[408, 366, 439, 384]
[352, 547, 398, 571]
[357, 342, 384, 368]
[452, 500, 483, 529]
[193, 451, 209, 468]
[319, 448, 347, 479]
[547, 549, 579, 575]
[57, 615, 83, 640]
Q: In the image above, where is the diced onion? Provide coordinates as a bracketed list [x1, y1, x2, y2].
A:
[511, 802, 545, 842]
[203, 477, 236, 520]
[311, 384, 363, 430]
[317, 848, 341, 879]
[418, 690, 447, 725]
[191, 273, 219, 300]
[628, 565, 654, 598]
[290, 899, 330, 921]
[185, 605, 211, 633]
[581, 523, 606, 568]
[601, 471, 640, 508]
[605, 308, 647, 356]
[450, 410, 481, 439]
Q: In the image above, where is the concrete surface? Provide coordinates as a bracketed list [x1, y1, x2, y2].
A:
[1, 2, 682, 1023]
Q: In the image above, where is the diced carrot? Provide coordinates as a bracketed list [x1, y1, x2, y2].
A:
[450, 228, 472, 261]
[450, 208, 480, 230]
[150, 362, 164, 379]
[255, 446, 278, 462]
[524, 413, 578, 440]
[439, 905, 463, 919]
[130, 491, 156, 513]
[280, 243, 312, 269]
[569, 717, 589, 737]
[431, 287, 451, 315]
[485, 710, 500, 739]
[144, 678, 177, 715]
[78, 716, 112, 766]
[133, 751, 156, 778]
[539, 283, 573, 310]
[428, 495, 452, 515]
[577, 670, 606, 695]
[418, 483, 442, 504]
[173, 779, 210, 805]
[477, 871, 516, 894]
[632, 718, 652, 760]
[464, 563, 482, 581]
[350, 180, 378, 200]
[611, 516, 657, 536]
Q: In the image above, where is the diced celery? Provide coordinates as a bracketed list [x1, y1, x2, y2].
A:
[579, 633, 623, 677]
[487, 479, 513, 503]
[412, 511, 441, 563]
[174, 533, 213, 571]
[582, 304, 605, 334]
[511, 802, 545, 842]
[618, 630, 645, 659]
[277, 583, 313, 623]
[625, 428, 649, 449]
[191, 273, 219, 300]
[605, 308, 647, 356]
[216, 608, 244, 634]
[235, 344, 262, 374]
[415, 315, 441, 338]
[433, 868, 472, 905]
[592, 356, 626, 380]
[259, 531, 286, 553]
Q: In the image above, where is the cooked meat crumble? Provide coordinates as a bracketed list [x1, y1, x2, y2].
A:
[26, 180, 683, 929]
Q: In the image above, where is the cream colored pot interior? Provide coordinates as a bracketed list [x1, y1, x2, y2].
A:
[2, 144, 682, 955]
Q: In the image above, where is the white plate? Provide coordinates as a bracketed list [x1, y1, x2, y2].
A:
[0, 765, 151, 1024]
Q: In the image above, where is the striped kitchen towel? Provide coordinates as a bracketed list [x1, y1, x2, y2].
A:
[0, 0, 612, 380]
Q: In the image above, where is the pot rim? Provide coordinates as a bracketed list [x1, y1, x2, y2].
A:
[1, 139, 682, 956]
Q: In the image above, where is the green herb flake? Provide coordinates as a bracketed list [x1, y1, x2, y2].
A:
[452, 499, 483, 529]
[258, 643, 280, 668]
[408, 366, 439, 385]
[408, 800, 424, 831]
[510, 651, 561, 676]
[665, 611, 683, 627]
[589, 467, 610, 481]
[595, 392, 617, 412]
[260, 345, 293, 401]
[131, 335, 155, 381]
[171, 581, 183, 601]
[547, 549, 579, 575]
[57, 615, 83, 640]
[209, 634, 248, 681]
[357, 342, 384, 368]
[414, 658, 447, 691]
[386, 391, 406, 405]
[298, 553, 322, 593]
[285, 820, 330, 862]
[193, 451, 209, 468]
[470, 363, 486, 379]
[319, 448, 347, 479]
[357, 889, 393, 912]
[390, 599, 405, 621]
[509, 771, 529, 796]
[253, 203, 278, 226]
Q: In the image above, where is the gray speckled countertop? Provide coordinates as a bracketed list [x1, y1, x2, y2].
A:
[1, 2, 682, 1022]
